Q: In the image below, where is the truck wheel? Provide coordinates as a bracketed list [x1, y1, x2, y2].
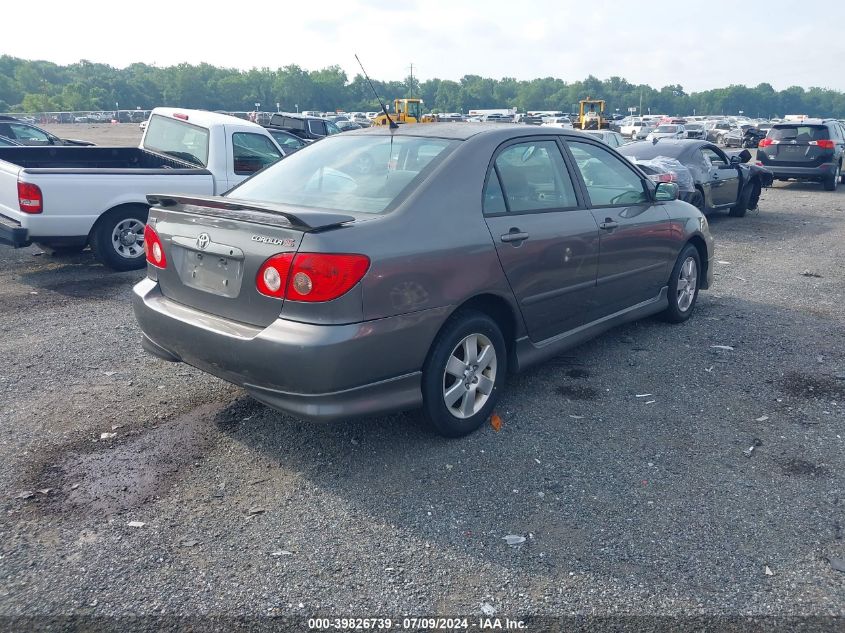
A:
[421, 310, 507, 438]
[90, 205, 149, 271]
[730, 184, 752, 217]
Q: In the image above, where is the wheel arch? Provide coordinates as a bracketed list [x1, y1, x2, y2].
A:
[87, 202, 151, 243]
[426, 293, 523, 374]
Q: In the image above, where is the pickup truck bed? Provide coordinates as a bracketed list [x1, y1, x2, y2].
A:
[0, 146, 204, 171]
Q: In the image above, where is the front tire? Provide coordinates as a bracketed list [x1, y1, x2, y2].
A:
[730, 184, 752, 217]
[90, 205, 149, 271]
[421, 310, 507, 438]
[661, 244, 701, 324]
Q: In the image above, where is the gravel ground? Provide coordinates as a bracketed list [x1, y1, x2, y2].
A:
[0, 127, 844, 631]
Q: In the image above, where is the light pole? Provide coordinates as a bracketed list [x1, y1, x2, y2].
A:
[295, 103, 299, 113]
[276, 102, 280, 112]
[115, 101, 119, 121]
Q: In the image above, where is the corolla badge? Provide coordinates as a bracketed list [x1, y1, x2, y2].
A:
[196, 233, 210, 249]
[252, 235, 296, 247]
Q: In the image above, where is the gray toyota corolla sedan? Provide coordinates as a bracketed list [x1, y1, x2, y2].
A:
[133, 124, 714, 437]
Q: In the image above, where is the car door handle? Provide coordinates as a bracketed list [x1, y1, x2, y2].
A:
[599, 220, 618, 230]
[500, 230, 529, 243]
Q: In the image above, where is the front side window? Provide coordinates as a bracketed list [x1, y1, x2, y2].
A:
[228, 135, 455, 214]
[701, 147, 728, 166]
[488, 140, 578, 214]
[232, 132, 283, 175]
[325, 121, 341, 135]
[568, 141, 648, 206]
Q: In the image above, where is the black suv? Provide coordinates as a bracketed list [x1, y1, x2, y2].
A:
[757, 119, 845, 191]
[266, 113, 341, 142]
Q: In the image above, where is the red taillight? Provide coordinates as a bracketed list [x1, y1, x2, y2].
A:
[286, 253, 370, 302]
[813, 139, 835, 149]
[172, 113, 189, 120]
[143, 224, 167, 269]
[758, 138, 773, 148]
[255, 253, 370, 302]
[256, 253, 294, 298]
[17, 181, 42, 214]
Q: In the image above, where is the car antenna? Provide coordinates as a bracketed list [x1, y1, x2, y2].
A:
[355, 54, 398, 130]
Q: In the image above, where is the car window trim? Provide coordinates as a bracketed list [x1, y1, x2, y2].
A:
[482, 135, 587, 217]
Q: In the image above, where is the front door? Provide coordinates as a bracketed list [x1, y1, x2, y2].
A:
[701, 145, 740, 206]
[482, 138, 600, 342]
[565, 139, 674, 316]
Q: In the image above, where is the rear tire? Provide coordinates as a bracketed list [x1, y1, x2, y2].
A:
[661, 244, 701, 324]
[90, 205, 149, 271]
[421, 310, 507, 438]
[730, 184, 752, 217]
[824, 164, 840, 191]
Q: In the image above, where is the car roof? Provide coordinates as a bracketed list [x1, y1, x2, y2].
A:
[617, 139, 710, 159]
[344, 122, 604, 142]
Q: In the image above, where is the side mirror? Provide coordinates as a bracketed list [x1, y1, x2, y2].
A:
[738, 149, 752, 163]
[729, 154, 742, 165]
[654, 182, 679, 201]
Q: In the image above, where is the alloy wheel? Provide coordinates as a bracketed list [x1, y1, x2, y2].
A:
[676, 257, 698, 312]
[442, 333, 497, 419]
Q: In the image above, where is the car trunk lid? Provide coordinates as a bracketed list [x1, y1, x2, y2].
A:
[146, 194, 354, 328]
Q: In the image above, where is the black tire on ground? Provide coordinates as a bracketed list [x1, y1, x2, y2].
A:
[748, 180, 762, 210]
[90, 205, 149, 271]
[660, 244, 701, 324]
[730, 183, 752, 217]
[420, 310, 507, 438]
[824, 164, 840, 191]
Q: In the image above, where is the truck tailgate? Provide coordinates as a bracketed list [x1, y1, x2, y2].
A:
[147, 195, 354, 328]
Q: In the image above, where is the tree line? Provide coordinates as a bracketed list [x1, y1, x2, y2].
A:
[2, 55, 844, 118]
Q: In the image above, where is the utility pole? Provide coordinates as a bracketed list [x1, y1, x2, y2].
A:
[408, 62, 415, 95]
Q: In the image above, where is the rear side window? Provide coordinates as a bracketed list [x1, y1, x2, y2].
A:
[769, 125, 829, 142]
[307, 120, 326, 136]
[488, 140, 578, 214]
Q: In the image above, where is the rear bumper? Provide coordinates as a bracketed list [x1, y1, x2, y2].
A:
[0, 213, 30, 248]
[762, 164, 837, 180]
[132, 278, 450, 422]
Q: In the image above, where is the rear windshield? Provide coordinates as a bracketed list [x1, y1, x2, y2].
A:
[655, 125, 678, 132]
[143, 115, 209, 167]
[769, 125, 829, 142]
[227, 135, 456, 214]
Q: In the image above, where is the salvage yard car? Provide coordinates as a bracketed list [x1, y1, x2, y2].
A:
[757, 119, 845, 191]
[133, 124, 714, 437]
[0, 108, 286, 269]
[619, 139, 773, 217]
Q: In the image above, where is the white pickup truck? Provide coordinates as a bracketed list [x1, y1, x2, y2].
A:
[0, 108, 287, 270]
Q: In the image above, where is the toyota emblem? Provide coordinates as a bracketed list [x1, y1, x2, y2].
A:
[196, 233, 210, 249]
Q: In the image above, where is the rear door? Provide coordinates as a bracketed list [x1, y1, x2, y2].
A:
[482, 138, 600, 342]
[700, 145, 739, 206]
[565, 139, 673, 316]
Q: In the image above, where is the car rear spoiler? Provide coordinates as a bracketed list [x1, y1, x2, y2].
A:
[146, 194, 355, 232]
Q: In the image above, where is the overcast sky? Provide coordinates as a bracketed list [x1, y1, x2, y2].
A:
[5, 0, 843, 93]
